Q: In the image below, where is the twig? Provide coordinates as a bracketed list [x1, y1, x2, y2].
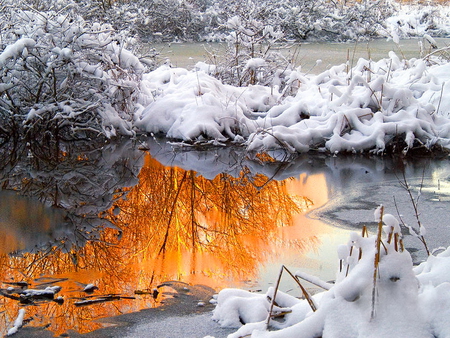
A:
[266, 265, 318, 329]
[284, 267, 317, 311]
[371, 205, 384, 320]
[266, 265, 284, 328]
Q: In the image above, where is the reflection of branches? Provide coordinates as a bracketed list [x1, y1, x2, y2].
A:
[0, 148, 323, 336]
[159, 171, 188, 254]
[107, 154, 313, 282]
[0, 139, 144, 252]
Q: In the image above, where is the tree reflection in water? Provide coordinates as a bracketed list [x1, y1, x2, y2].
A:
[107, 155, 317, 287]
[0, 140, 319, 336]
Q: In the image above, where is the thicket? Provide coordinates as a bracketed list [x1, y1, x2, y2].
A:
[1, 0, 449, 145]
[0, 1, 148, 149]
[13, 0, 445, 43]
[83, 0, 397, 42]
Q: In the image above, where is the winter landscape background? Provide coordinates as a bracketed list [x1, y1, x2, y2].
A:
[2, 0, 450, 155]
[3, 0, 450, 337]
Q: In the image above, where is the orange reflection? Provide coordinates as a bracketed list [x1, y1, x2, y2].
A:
[0, 153, 322, 336]
[279, 173, 330, 255]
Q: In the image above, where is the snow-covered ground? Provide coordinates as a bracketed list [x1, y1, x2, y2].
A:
[209, 202, 450, 337]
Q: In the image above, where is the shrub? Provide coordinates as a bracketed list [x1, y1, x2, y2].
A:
[0, 2, 147, 144]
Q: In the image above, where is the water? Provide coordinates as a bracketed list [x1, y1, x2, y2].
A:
[2, 136, 450, 336]
[150, 38, 449, 73]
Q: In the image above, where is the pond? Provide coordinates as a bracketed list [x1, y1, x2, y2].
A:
[1, 136, 450, 336]
[149, 37, 450, 73]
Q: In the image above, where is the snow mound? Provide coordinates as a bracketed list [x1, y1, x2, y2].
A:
[136, 65, 278, 141]
[137, 52, 450, 155]
[247, 55, 450, 154]
[211, 207, 450, 337]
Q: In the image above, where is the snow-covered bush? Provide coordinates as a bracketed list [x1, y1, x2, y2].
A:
[3, 0, 448, 46]
[386, 3, 450, 42]
[135, 65, 280, 141]
[246, 51, 450, 155]
[256, 0, 394, 42]
[136, 50, 450, 155]
[0, 2, 147, 142]
[212, 206, 450, 337]
[208, 13, 289, 87]
[201, 0, 395, 42]
[89, 0, 208, 42]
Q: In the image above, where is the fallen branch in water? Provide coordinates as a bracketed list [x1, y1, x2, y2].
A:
[74, 294, 136, 306]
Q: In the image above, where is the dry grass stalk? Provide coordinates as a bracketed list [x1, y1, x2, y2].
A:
[266, 265, 317, 329]
[343, 225, 368, 277]
[283, 266, 317, 312]
[371, 205, 384, 320]
[266, 265, 285, 328]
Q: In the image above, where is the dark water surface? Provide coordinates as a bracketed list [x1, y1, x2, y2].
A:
[1, 138, 450, 336]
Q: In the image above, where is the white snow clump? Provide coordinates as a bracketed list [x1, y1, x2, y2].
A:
[211, 208, 450, 337]
[137, 51, 450, 155]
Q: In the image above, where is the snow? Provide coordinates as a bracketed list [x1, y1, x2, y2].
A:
[211, 208, 450, 337]
[294, 271, 333, 291]
[0, 38, 35, 67]
[136, 51, 450, 155]
[7, 308, 25, 336]
[3, 3, 450, 337]
[135, 65, 276, 141]
[385, 4, 450, 41]
[2, 2, 450, 154]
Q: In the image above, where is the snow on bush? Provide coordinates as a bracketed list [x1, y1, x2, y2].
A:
[45, 0, 449, 44]
[211, 207, 450, 337]
[135, 65, 279, 141]
[386, 3, 450, 43]
[208, 14, 289, 87]
[136, 50, 450, 155]
[0, 3, 147, 140]
[246, 52, 450, 154]
[2, 1, 450, 155]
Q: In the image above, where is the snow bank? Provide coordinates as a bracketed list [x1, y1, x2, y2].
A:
[137, 51, 450, 155]
[136, 65, 278, 141]
[211, 208, 450, 337]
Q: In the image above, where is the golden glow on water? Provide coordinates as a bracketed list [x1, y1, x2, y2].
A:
[0, 153, 328, 336]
